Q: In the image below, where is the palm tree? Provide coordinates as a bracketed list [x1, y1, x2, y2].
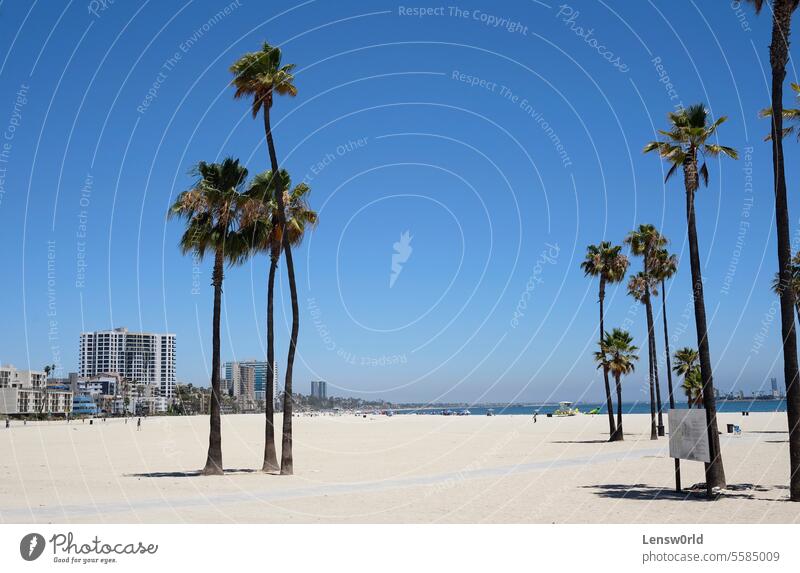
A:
[748, 0, 800, 501]
[40, 364, 55, 415]
[627, 271, 659, 440]
[594, 329, 639, 439]
[625, 225, 666, 437]
[644, 104, 737, 490]
[169, 158, 249, 475]
[240, 169, 318, 472]
[581, 242, 630, 441]
[772, 251, 800, 326]
[673, 347, 702, 408]
[231, 41, 300, 475]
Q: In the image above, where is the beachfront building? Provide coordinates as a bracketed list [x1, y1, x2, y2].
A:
[48, 372, 80, 393]
[79, 327, 176, 399]
[111, 381, 168, 415]
[311, 380, 328, 400]
[72, 394, 98, 416]
[224, 360, 277, 404]
[0, 365, 72, 416]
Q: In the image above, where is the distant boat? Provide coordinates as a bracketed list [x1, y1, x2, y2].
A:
[554, 401, 579, 417]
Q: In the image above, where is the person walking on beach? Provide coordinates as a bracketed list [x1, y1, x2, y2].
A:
[4, 418, 8, 429]
[137, 418, 141, 431]
[533, 412, 538, 423]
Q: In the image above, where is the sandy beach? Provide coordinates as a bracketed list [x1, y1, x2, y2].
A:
[0, 411, 797, 524]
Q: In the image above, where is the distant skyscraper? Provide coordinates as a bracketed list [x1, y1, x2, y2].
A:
[79, 327, 176, 398]
[771, 377, 781, 399]
[310, 380, 327, 400]
[224, 360, 277, 402]
[223, 362, 255, 402]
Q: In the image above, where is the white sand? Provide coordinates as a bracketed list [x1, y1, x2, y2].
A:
[0, 411, 797, 523]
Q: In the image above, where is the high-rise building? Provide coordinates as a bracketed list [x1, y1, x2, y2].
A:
[79, 328, 176, 398]
[771, 377, 781, 399]
[223, 363, 255, 400]
[310, 380, 327, 400]
[224, 360, 278, 403]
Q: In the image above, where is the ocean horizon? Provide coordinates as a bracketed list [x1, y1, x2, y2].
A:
[397, 400, 788, 416]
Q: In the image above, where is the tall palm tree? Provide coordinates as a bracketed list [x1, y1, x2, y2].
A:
[230, 41, 300, 475]
[748, 0, 800, 501]
[169, 158, 249, 475]
[772, 251, 800, 326]
[673, 347, 702, 408]
[241, 169, 318, 471]
[627, 271, 659, 440]
[594, 328, 639, 440]
[581, 242, 630, 441]
[625, 225, 666, 437]
[644, 104, 737, 490]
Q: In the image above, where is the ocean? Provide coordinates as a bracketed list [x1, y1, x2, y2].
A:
[397, 400, 788, 416]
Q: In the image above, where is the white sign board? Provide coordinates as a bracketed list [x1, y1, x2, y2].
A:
[668, 408, 710, 463]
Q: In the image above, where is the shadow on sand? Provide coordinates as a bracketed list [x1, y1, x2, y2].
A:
[126, 468, 259, 478]
[550, 439, 610, 444]
[582, 482, 776, 501]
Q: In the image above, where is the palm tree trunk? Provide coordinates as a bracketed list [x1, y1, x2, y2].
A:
[770, 0, 800, 502]
[599, 278, 618, 441]
[262, 251, 279, 472]
[661, 279, 676, 410]
[644, 290, 658, 440]
[261, 94, 299, 476]
[280, 238, 299, 475]
[615, 372, 623, 440]
[684, 154, 725, 490]
[202, 248, 224, 475]
[645, 253, 665, 436]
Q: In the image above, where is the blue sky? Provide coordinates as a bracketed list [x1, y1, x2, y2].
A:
[0, 0, 797, 403]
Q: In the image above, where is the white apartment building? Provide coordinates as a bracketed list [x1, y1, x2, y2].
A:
[79, 328, 176, 398]
[0, 365, 72, 415]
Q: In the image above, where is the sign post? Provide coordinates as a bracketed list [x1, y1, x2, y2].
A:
[668, 408, 711, 493]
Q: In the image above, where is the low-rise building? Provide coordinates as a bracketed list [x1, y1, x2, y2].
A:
[0, 365, 72, 416]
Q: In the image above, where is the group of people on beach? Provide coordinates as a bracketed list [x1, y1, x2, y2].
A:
[4, 416, 143, 430]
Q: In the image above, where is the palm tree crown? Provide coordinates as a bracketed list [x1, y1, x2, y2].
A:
[230, 42, 298, 117]
[673, 347, 702, 406]
[627, 271, 657, 302]
[650, 248, 678, 282]
[595, 329, 639, 379]
[625, 224, 667, 265]
[169, 158, 250, 258]
[240, 169, 318, 257]
[643, 104, 738, 188]
[672, 347, 699, 378]
[581, 242, 629, 283]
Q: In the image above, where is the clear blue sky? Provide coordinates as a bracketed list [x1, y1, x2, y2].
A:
[0, 0, 797, 403]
